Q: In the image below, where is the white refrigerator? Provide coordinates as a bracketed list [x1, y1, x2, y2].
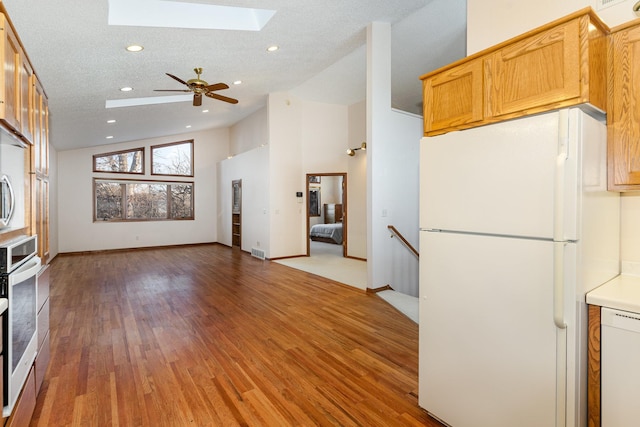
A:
[418, 107, 620, 427]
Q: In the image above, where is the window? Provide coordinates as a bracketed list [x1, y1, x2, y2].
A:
[93, 147, 144, 174]
[151, 140, 193, 176]
[94, 178, 194, 221]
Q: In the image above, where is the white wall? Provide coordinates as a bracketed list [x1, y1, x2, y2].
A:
[229, 107, 268, 155]
[347, 101, 367, 259]
[218, 146, 270, 255]
[321, 176, 342, 209]
[267, 92, 366, 259]
[301, 101, 349, 174]
[57, 128, 229, 252]
[367, 22, 422, 296]
[268, 92, 305, 258]
[216, 93, 367, 263]
[219, 108, 271, 255]
[467, 0, 640, 54]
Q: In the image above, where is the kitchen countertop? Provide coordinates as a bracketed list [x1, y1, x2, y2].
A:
[0, 298, 6, 315]
[587, 275, 640, 313]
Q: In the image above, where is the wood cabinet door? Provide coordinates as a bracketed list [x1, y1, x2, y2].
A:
[18, 51, 32, 142]
[0, 16, 20, 131]
[486, 18, 582, 118]
[422, 58, 484, 134]
[36, 176, 49, 261]
[41, 96, 49, 175]
[32, 78, 48, 174]
[609, 25, 640, 190]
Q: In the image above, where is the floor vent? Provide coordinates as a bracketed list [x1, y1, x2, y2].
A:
[251, 247, 266, 260]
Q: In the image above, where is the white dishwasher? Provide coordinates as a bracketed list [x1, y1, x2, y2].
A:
[601, 307, 640, 427]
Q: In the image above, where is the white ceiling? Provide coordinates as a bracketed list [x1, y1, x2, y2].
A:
[2, 0, 466, 151]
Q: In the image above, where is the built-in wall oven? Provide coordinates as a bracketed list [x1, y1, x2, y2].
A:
[0, 235, 39, 416]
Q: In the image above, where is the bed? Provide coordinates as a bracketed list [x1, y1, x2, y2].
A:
[309, 203, 343, 244]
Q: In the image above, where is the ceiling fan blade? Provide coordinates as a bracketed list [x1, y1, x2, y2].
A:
[166, 73, 189, 86]
[204, 82, 229, 92]
[154, 89, 192, 92]
[205, 92, 238, 104]
[193, 93, 203, 107]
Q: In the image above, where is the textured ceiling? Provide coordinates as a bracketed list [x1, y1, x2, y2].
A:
[2, 0, 466, 151]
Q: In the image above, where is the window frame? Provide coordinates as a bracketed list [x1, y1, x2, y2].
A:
[150, 140, 194, 177]
[93, 177, 195, 222]
[92, 147, 145, 174]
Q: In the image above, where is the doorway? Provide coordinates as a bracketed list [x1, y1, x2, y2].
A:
[232, 179, 241, 247]
[306, 173, 347, 257]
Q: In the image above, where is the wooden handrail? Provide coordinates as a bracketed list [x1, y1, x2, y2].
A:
[387, 225, 419, 258]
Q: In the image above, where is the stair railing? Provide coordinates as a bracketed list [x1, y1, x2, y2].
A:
[387, 225, 419, 259]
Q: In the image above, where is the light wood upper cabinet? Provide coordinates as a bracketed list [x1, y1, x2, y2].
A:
[421, 8, 608, 136]
[0, 12, 41, 145]
[608, 22, 640, 191]
[19, 52, 33, 142]
[32, 77, 48, 175]
[0, 13, 21, 133]
[486, 19, 582, 117]
[423, 58, 483, 132]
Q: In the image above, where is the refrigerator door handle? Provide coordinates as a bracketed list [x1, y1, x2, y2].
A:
[554, 109, 569, 242]
[553, 241, 567, 329]
[553, 110, 569, 330]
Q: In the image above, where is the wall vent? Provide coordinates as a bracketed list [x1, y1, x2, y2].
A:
[251, 247, 266, 260]
[596, 0, 625, 10]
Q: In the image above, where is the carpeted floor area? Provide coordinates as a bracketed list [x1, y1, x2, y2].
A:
[274, 241, 368, 289]
[377, 289, 419, 323]
[274, 241, 418, 323]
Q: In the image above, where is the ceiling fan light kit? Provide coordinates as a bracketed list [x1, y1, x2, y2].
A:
[154, 68, 238, 106]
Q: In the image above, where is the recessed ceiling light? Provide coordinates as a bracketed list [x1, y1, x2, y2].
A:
[202, 109, 209, 113]
[186, 125, 192, 129]
[233, 80, 242, 85]
[107, 119, 116, 123]
[106, 136, 114, 139]
[267, 45, 279, 52]
[120, 87, 133, 92]
[126, 45, 144, 52]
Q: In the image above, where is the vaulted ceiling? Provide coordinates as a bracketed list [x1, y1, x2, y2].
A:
[2, 0, 466, 151]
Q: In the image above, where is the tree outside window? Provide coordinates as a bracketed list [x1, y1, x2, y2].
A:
[94, 179, 194, 221]
[151, 140, 193, 176]
[93, 148, 144, 174]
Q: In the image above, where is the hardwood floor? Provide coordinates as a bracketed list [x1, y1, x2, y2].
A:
[30, 244, 443, 426]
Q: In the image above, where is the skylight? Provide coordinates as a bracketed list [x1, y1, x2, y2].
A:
[106, 94, 193, 108]
[108, 0, 276, 31]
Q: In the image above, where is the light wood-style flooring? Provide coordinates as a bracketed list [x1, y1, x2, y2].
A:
[30, 244, 443, 426]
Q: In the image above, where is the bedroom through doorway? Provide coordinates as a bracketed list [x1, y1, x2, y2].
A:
[306, 173, 347, 258]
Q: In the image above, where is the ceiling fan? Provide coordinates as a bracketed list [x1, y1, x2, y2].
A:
[154, 68, 238, 106]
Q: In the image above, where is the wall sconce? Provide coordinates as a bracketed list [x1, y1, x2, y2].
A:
[635, 0, 640, 16]
[346, 142, 366, 156]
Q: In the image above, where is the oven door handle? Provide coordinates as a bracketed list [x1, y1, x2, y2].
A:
[10, 256, 41, 284]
